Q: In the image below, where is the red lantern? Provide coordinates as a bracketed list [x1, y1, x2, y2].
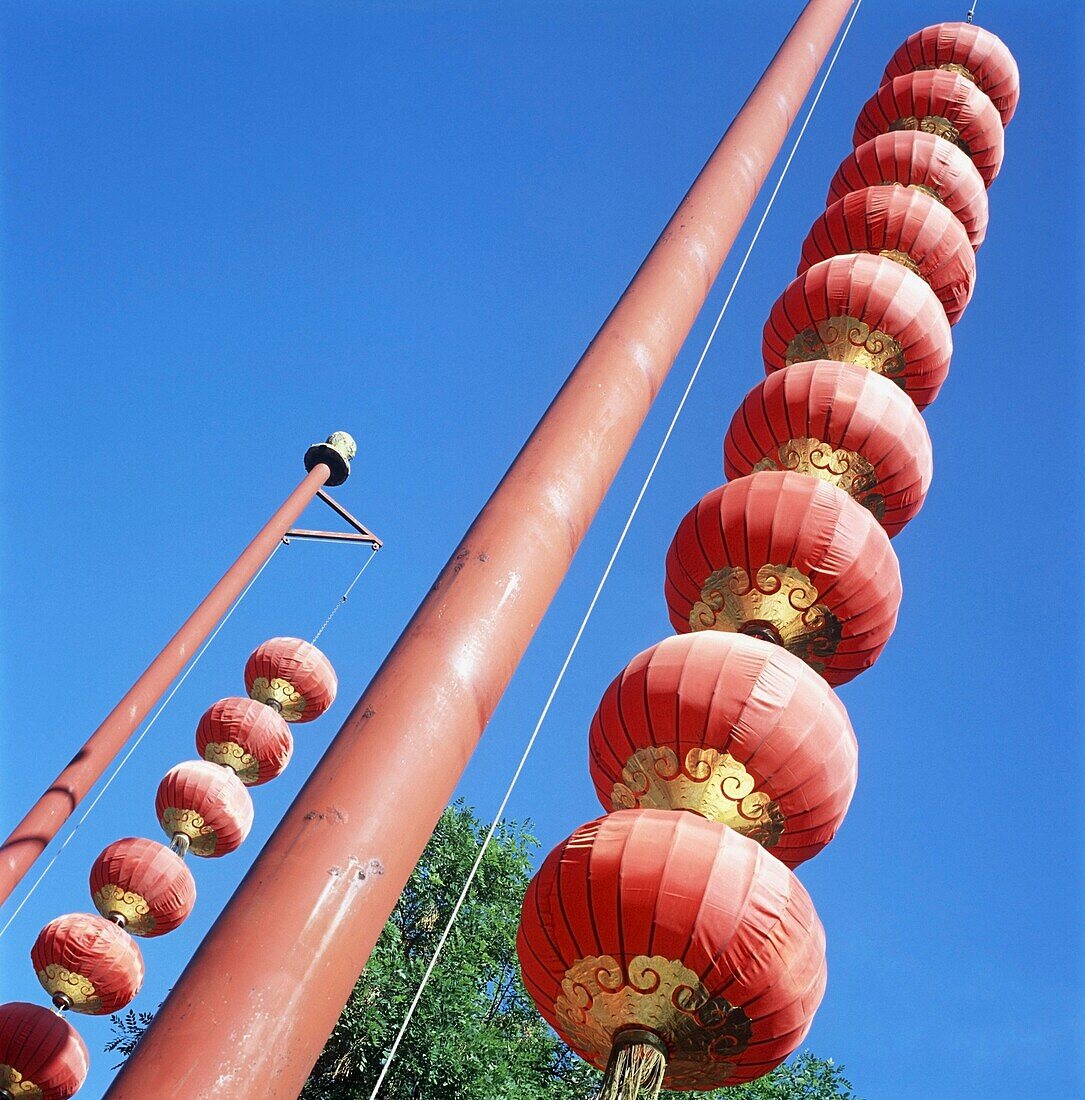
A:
[853, 71, 1004, 188]
[763, 253, 952, 410]
[588, 632, 856, 867]
[89, 837, 196, 937]
[827, 132, 988, 250]
[155, 760, 254, 858]
[517, 810, 826, 1090]
[882, 22, 1020, 126]
[31, 914, 144, 1015]
[798, 185, 975, 324]
[244, 637, 337, 723]
[723, 360, 933, 536]
[0, 1002, 88, 1100]
[664, 471, 901, 686]
[196, 696, 293, 785]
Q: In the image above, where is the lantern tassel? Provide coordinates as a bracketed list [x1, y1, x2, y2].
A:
[598, 1031, 668, 1100]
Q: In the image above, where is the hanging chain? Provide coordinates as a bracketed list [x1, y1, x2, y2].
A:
[311, 547, 379, 644]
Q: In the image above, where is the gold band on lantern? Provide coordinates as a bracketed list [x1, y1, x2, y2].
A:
[555, 954, 752, 1089]
[0, 1064, 43, 1099]
[752, 437, 885, 520]
[202, 740, 261, 784]
[35, 963, 101, 1015]
[249, 676, 307, 722]
[785, 315, 906, 385]
[876, 248, 921, 276]
[915, 61, 977, 85]
[888, 115, 970, 155]
[160, 807, 218, 857]
[612, 747, 784, 848]
[92, 884, 156, 936]
[879, 179, 943, 204]
[689, 564, 842, 672]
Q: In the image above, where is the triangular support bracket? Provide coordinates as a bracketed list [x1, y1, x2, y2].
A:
[284, 489, 383, 550]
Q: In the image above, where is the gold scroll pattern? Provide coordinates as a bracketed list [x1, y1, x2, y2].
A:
[611, 747, 784, 849]
[202, 740, 261, 785]
[0, 1065, 43, 1099]
[160, 807, 218, 857]
[888, 115, 971, 156]
[784, 315, 906, 385]
[752, 437, 886, 521]
[36, 963, 101, 1015]
[690, 564, 843, 673]
[555, 955, 752, 1088]
[249, 676, 306, 722]
[92, 884, 156, 936]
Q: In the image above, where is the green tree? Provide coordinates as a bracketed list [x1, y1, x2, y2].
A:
[709, 1053, 858, 1100]
[109, 803, 858, 1099]
[300, 803, 595, 1100]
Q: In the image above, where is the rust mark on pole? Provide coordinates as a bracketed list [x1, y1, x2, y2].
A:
[106, 3, 857, 1096]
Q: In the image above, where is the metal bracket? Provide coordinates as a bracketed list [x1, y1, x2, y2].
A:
[284, 489, 383, 549]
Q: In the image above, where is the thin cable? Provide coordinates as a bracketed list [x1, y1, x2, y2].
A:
[0, 541, 284, 943]
[366, 4, 863, 1095]
[311, 547, 378, 644]
[966, 2, 978, 24]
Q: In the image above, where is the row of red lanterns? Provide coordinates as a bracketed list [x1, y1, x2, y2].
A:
[517, 20, 1018, 1098]
[0, 638, 338, 1098]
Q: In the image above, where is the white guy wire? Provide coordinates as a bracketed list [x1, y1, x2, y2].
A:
[368, 3, 864, 1094]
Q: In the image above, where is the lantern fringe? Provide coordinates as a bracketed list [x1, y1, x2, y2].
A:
[598, 1032, 668, 1100]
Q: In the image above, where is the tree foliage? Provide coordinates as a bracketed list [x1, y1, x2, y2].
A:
[109, 803, 859, 1099]
[300, 803, 593, 1100]
[105, 1009, 156, 1068]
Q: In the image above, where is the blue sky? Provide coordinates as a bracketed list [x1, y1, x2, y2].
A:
[1, 2, 1081, 1097]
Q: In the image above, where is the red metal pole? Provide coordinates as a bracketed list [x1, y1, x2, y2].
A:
[0, 435, 356, 909]
[107, 4, 855, 1096]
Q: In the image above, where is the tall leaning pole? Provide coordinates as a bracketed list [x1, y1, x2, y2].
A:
[108, 3, 856, 1096]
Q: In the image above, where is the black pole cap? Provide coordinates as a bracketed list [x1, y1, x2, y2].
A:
[304, 431, 356, 487]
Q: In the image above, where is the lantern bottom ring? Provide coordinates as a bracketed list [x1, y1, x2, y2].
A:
[612, 1028, 669, 1055]
[600, 1028, 670, 1100]
[739, 621, 784, 646]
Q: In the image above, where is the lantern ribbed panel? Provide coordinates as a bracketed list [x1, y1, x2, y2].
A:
[882, 22, 1020, 125]
[155, 760, 254, 858]
[664, 471, 901, 686]
[89, 837, 196, 937]
[798, 185, 975, 323]
[724, 361, 933, 536]
[827, 133, 988, 249]
[853, 71, 1004, 188]
[0, 1002, 88, 1100]
[196, 696, 294, 785]
[762, 253, 952, 409]
[244, 637, 337, 723]
[587, 633, 856, 867]
[31, 914, 144, 1016]
[517, 811, 826, 1087]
